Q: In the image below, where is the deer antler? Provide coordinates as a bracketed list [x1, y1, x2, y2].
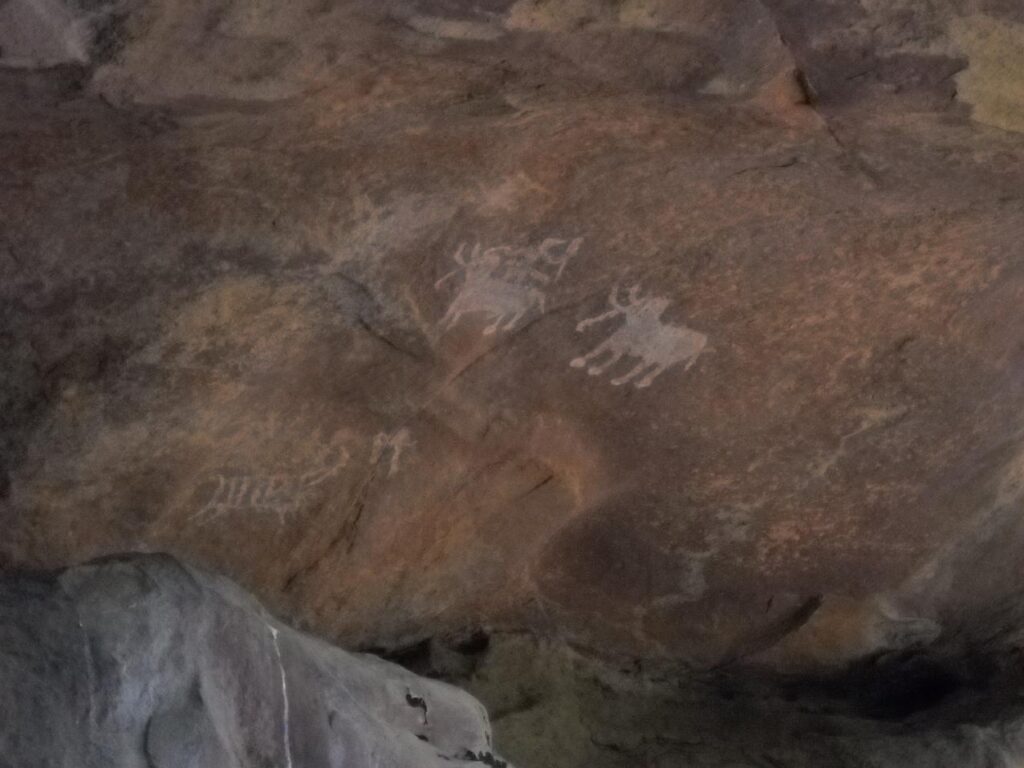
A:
[576, 285, 627, 331]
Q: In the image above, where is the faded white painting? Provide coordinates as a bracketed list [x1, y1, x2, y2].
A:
[571, 284, 707, 388]
[436, 237, 582, 335]
[371, 428, 414, 477]
[193, 449, 349, 524]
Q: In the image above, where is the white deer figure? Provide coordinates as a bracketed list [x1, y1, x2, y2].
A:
[571, 284, 707, 388]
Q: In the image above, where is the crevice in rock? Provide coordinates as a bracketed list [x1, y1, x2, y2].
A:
[367, 626, 1024, 767]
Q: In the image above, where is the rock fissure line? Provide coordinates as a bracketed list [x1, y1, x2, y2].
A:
[269, 625, 295, 768]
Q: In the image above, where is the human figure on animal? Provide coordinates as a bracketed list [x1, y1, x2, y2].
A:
[436, 240, 578, 335]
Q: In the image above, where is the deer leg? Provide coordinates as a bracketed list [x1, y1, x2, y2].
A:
[635, 363, 669, 388]
[612, 360, 653, 387]
[226, 477, 248, 507]
[587, 348, 624, 376]
[483, 312, 505, 335]
[209, 475, 228, 504]
[571, 340, 610, 369]
[193, 504, 219, 524]
[441, 305, 462, 329]
[192, 476, 228, 523]
[249, 478, 268, 508]
[503, 308, 527, 331]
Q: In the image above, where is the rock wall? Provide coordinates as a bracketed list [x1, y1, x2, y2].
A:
[3, 1, 1024, 764]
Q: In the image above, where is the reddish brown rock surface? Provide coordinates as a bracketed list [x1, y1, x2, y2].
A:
[3, 0, 1024, 703]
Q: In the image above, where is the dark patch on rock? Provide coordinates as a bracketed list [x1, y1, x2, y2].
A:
[90, 11, 129, 64]
[458, 633, 1024, 767]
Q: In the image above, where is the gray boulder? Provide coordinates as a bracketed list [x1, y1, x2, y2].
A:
[0, 553, 508, 768]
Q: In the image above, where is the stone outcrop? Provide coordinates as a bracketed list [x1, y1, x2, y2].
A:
[0, 554, 506, 768]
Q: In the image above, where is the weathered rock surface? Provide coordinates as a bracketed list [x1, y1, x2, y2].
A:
[457, 633, 1024, 768]
[3, 0, 1024, 764]
[0, 554, 506, 768]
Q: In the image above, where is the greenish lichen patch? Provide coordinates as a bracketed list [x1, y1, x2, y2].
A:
[952, 15, 1024, 133]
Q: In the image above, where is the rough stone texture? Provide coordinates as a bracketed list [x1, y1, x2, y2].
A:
[456, 634, 1024, 768]
[0, 554, 506, 768]
[3, 1, 1024, 764]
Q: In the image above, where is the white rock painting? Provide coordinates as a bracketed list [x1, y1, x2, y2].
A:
[371, 428, 414, 477]
[193, 426, 419, 526]
[650, 508, 752, 607]
[436, 237, 582, 335]
[571, 284, 707, 389]
[193, 451, 349, 525]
